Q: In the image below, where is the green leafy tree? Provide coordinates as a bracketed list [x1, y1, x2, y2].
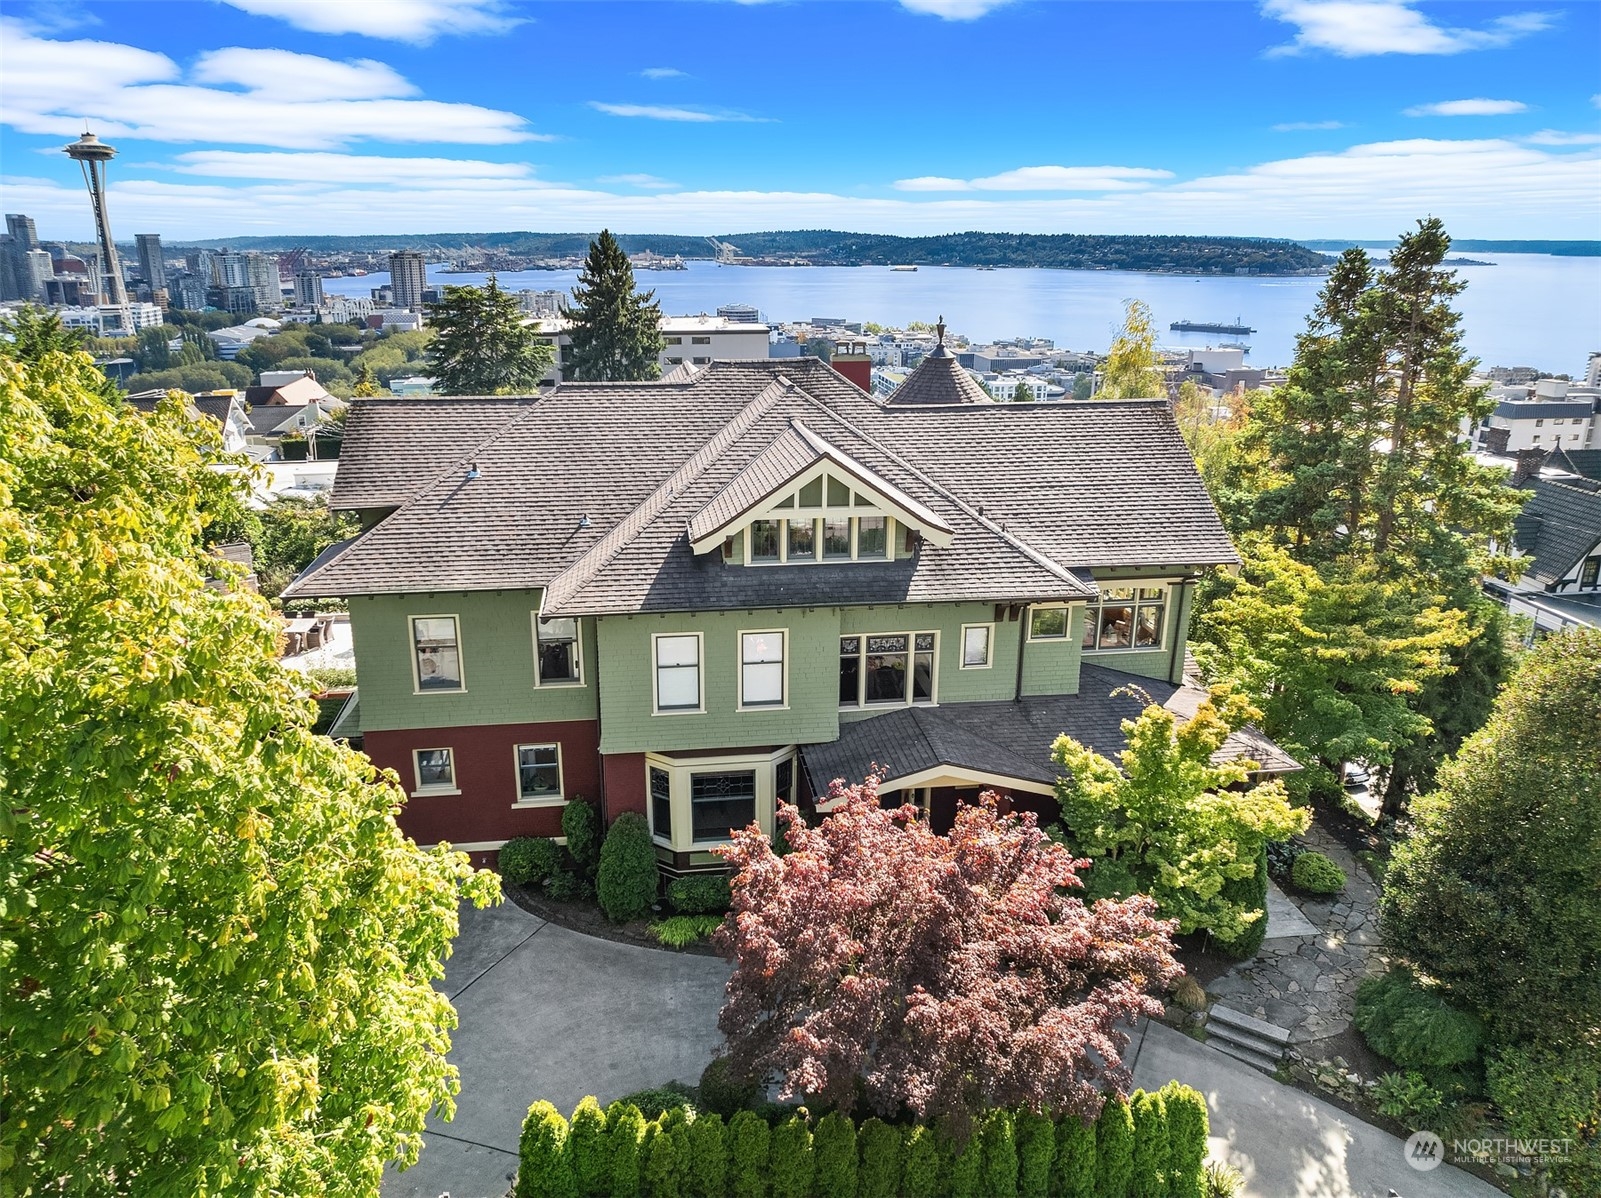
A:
[1071, 374, 1093, 401]
[812, 1111, 857, 1197]
[563, 230, 665, 382]
[608, 1104, 646, 1198]
[727, 1110, 770, 1198]
[136, 325, 173, 371]
[857, 1118, 902, 1198]
[1129, 1091, 1168, 1198]
[1014, 1112, 1053, 1198]
[0, 349, 497, 1193]
[1011, 380, 1035, 403]
[685, 1112, 728, 1198]
[230, 494, 360, 599]
[1486, 1040, 1601, 1194]
[979, 1108, 1018, 1198]
[1158, 1082, 1208, 1198]
[768, 1115, 814, 1198]
[1096, 300, 1163, 400]
[352, 360, 382, 397]
[427, 273, 553, 395]
[1052, 688, 1308, 942]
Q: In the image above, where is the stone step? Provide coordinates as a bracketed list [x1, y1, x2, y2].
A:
[1209, 1003, 1295, 1047]
[1206, 1032, 1285, 1074]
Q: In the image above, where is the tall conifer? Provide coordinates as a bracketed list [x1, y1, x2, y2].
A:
[563, 230, 665, 381]
[426, 273, 553, 395]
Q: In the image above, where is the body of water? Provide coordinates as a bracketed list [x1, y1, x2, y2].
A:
[319, 253, 1601, 373]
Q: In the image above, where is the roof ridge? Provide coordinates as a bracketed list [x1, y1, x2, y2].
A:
[540, 377, 793, 613]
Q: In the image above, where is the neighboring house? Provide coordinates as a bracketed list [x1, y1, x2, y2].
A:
[125, 388, 250, 454]
[529, 313, 772, 383]
[284, 354, 1293, 867]
[1470, 378, 1600, 453]
[1486, 472, 1601, 636]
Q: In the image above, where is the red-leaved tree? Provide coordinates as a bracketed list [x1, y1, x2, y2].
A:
[711, 777, 1181, 1128]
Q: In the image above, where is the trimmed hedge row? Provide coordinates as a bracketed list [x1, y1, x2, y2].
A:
[518, 1083, 1209, 1197]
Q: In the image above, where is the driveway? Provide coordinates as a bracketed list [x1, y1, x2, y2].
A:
[384, 898, 730, 1198]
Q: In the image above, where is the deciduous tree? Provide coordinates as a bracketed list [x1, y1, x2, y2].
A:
[712, 780, 1180, 1131]
[1095, 300, 1163, 400]
[427, 273, 553, 395]
[562, 230, 665, 382]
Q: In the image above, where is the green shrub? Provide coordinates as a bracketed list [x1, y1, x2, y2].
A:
[769, 1114, 814, 1198]
[686, 1112, 728, 1198]
[699, 1056, 760, 1118]
[667, 873, 731, 915]
[1373, 1071, 1446, 1126]
[547, 868, 596, 902]
[1290, 850, 1346, 894]
[1094, 1097, 1134, 1198]
[563, 798, 603, 878]
[1203, 1160, 1243, 1198]
[570, 1096, 611, 1198]
[1159, 1082, 1209, 1198]
[616, 1083, 696, 1120]
[980, 1108, 1017, 1198]
[856, 1118, 902, 1198]
[901, 1124, 944, 1198]
[519, 1100, 578, 1198]
[948, 1131, 983, 1198]
[1353, 969, 1484, 1091]
[665, 1114, 692, 1196]
[642, 1121, 683, 1198]
[609, 1104, 646, 1198]
[728, 1110, 771, 1198]
[649, 915, 723, 948]
[598, 813, 659, 922]
[813, 1111, 858, 1197]
[1487, 1039, 1601, 1195]
[501, 835, 562, 886]
[1052, 1113, 1097, 1198]
[1129, 1090, 1168, 1198]
[1014, 1112, 1053, 1198]
[1215, 844, 1269, 958]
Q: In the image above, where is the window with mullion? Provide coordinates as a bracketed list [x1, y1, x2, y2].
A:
[740, 631, 785, 707]
[654, 634, 701, 711]
[516, 744, 562, 801]
[690, 770, 757, 842]
[1083, 585, 1168, 650]
[840, 632, 937, 707]
[649, 766, 673, 841]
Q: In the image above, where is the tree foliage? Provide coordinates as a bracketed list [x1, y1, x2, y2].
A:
[0, 349, 497, 1193]
[426, 273, 553, 395]
[207, 493, 360, 600]
[712, 779, 1180, 1130]
[1096, 300, 1164, 400]
[563, 230, 665, 382]
[1052, 688, 1308, 941]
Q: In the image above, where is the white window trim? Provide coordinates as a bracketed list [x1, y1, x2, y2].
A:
[1025, 604, 1070, 642]
[531, 611, 585, 689]
[746, 514, 895, 566]
[838, 629, 939, 709]
[409, 613, 466, 695]
[646, 747, 792, 852]
[959, 622, 995, 669]
[512, 742, 566, 808]
[1083, 582, 1173, 654]
[411, 747, 460, 797]
[651, 630, 705, 715]
[737, 628, 789, 712]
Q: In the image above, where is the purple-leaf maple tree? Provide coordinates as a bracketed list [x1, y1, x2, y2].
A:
[711, 776, 1181, 1128]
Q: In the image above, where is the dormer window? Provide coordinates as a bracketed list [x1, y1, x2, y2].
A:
[857, 516, 887, 558]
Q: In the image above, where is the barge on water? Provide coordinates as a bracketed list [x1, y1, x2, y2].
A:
[1170, 318, 1256, 335]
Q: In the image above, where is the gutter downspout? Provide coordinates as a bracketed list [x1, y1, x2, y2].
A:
[1014, 604, 1028, 702]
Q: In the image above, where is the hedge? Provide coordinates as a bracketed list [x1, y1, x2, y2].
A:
[518, 1091, 1209, 1198]
[597, 812, 659, 922]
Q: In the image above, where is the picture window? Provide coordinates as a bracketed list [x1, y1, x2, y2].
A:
[690, 770, 757, 843]
[1083, 585, 1167, 651]
[1028, 607, 1067, 640]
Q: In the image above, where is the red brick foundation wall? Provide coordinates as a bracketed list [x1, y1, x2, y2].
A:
[365, 719, 601, 848]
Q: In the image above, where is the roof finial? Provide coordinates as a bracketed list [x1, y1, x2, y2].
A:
[936, 316, 946, 347]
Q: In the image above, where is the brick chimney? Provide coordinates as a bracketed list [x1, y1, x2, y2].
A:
[1483, 425, 1511, 455]
[830, 339, 873, 394]
[1511, 447, 1548, 486]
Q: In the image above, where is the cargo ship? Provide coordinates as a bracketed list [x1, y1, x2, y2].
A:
[1170, 318, 1255, 334]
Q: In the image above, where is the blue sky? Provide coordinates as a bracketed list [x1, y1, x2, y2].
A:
[2, 0, 1598, 242]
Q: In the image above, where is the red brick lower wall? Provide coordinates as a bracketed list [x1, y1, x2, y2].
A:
[601, 752, 647, 821]
[365, 719, 602, 850]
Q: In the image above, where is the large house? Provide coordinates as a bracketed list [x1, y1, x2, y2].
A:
[285, 348, 1293, 868]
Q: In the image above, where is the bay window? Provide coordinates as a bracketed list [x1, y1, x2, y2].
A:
[690, 771, 758, 842]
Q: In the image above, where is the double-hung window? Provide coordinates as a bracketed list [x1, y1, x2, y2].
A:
[413, 747, 456, 794]
[411, 616, 463, 691]
[739, 631, 785, 708]
[654, 634, 702, 712]
[515, 744, 563, 803]
[1082, 586, 1167, 650]
[690, 770, 757, 843]
[534, 616, 581, 685]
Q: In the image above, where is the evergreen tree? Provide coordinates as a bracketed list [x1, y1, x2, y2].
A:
[426, 274, 553, 395]
[352, 360, 383, 397]
[563, 230, 665, 381]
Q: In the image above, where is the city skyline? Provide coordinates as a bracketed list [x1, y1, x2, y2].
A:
[0, 1, 1598, 241]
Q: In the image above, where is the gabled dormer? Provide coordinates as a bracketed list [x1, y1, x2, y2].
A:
[688, 420, 954, 565]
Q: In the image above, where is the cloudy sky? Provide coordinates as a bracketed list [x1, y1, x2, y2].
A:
[1, 0, 1598, 242]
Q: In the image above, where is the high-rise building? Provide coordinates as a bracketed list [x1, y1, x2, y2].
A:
[64, 133, 130, 330]
[24, 249, 52, 301]
[6, 213, 38, 253]
[134, 233, 163, 287]
[389, 250, 427, 311]
[294, 270, 325, 307]
[246, 253, 281, 310]
[1, 214, 40, 302]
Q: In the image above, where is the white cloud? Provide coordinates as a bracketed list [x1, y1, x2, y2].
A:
[588, 102, 765, 123]
[0, 21, 540, 148]
[895, 164, 1175, 192]
[171, 150, 540, 184]
[1524, 129, 1601, 146]
[1263, 1, 1554, 56]
[899, 0, 1013, 18]
[640, 67, 687, 80]
[1405, 98, 1529, 117]
[598, 173, 680, 190]
[1273, 120, 1347, 131]
[216, 0, 523, 43]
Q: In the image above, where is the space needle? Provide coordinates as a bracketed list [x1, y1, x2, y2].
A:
[64, 131, 131, 334]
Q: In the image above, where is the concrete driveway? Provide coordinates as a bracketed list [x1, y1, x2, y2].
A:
[385, 898, 730, 1198]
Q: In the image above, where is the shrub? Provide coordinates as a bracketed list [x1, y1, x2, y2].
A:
[563, 798, 603, 878]
[1129, 1090, 1169, 1198]
[1373, 1071, 1446, 1126]
[812, 1111, 858, 1197]
[769, 1114, 814, 1198]
[1169, 976, 1207, 1012]
[617, 1083, 696, 1120]
[1290, 850, 1346, 894]
[948, 1131, 983, 1198]
[980, 1108, 1017, 1198]
[518, 1100, 578, 1198]
[1353, 969, 1484, 1091]
[664, 1114, 693, 1195]
[1160, 1082, 1209, 1198]
[501, 835, 562, 886]
[598, 812, 659, 922]
[1203, 1160, 1243, 1198]
[728, 1110, 771, 1198]
[642, 1121, 682, 1198]
[667, 873, 731, 915]
[686, 1112, 728, 1198]
[901, 1123, 944, 1198]
[608, 1104, 646, 1198]
[857, 1118, 902, 1198]
[1487, 1039, 1601, 1195]
[1094, 1097, 1134, 1198]
[1264, 837, 1303, 880]
[1052, 1113, 1097, 1198]
[699, 1056, 760, 1119]
[570, 1096, 611, 1198]
[547, 869, 595, 902]
[650, 915, 723, 949]
[1214, 844, 1269, 958]
[1014, 1111, 1053, 1198]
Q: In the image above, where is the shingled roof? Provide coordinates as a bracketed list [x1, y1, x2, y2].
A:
[285, 358, 1238, 607]
[1512, 476, 1601, 588]
[885, 320, 992, 407]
